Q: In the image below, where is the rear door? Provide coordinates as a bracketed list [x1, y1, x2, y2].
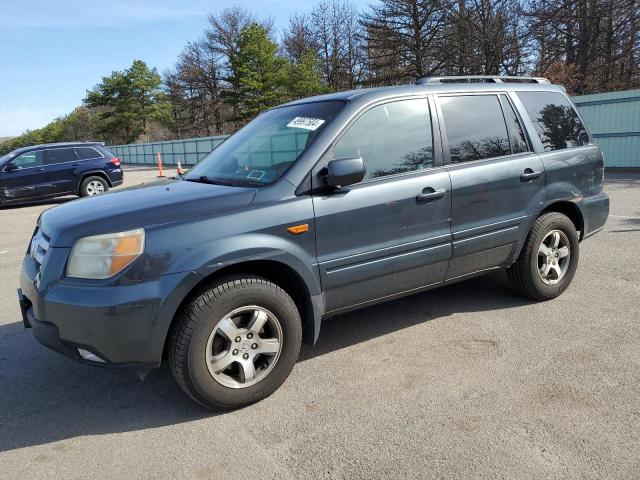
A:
[312, 97, 452, 313]
[42, 147, 79, 195]
[436, 92, 545, 279]
[0, 150, 46, 200]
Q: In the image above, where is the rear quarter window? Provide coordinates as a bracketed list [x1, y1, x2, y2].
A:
[516, 91, 589, 151]
[74, 147, 104, 160]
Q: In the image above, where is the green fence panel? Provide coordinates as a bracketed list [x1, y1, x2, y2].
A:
[573, 89, 640, 168]
[109, 135, 230, 166]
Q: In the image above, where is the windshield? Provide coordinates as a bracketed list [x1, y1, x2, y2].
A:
[185, 100, 345, 186]
[0, 151, 17, 165]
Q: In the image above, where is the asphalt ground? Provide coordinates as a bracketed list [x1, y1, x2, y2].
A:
[0, 168, 639, 479]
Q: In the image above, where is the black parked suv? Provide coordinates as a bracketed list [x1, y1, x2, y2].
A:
[0, 142, 123, 204]
[18, 77, 609, 409]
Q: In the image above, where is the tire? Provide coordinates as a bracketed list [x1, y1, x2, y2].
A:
[507, 212, 579, 301]
[169, 275, 302, 410]
[80, 176, 109, 197]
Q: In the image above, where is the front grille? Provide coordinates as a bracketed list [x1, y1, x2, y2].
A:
[29, 229, 50, 269]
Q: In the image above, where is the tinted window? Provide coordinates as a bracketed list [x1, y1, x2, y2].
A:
[11, 151, 44, 169]
[517, 91, 589, 151]
[440, 95, 510, 163]
[500, 94, 529, 154]
[332, 99, 433, 180]
[75, 147, 102, 159]
[45, 148, 76, 165]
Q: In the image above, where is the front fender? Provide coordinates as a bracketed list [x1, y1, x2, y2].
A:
[184, 234, 322, 296]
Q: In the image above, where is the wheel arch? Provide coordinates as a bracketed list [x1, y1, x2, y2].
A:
[77, 170, 112, 193]
[540, 200, 585, 240]
[162, 259, 319, 360]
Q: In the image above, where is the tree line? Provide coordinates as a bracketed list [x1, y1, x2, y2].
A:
[2, 0, 639, 154]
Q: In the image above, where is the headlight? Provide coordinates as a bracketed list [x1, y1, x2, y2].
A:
[67, 228, 145, 279]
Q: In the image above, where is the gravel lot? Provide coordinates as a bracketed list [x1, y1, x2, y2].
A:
[0, 168, 639, 479]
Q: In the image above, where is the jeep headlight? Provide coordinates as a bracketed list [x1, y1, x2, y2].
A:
[67, 228, 145, 279]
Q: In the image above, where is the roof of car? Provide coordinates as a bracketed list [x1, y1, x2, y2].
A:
[8, 142, 104, 156]
[280, 80, 566, 107]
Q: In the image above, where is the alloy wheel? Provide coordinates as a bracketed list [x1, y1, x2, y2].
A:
[205, 306, 283, 389]
[537, 229, 571, 285]
[86, 180, 105, 195]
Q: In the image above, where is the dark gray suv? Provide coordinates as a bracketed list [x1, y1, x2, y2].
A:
[18, 76, 609, 409]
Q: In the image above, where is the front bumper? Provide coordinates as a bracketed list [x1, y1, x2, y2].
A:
[19, 251, 201, 373]
[19, 290, 82, 361]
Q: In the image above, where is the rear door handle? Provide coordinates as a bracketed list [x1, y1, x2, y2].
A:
[416, 188, 447, 203]
[520, 169, 542, 182]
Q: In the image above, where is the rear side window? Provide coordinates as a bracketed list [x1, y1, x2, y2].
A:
[439, 95, 510, 163]
[45, 148, 76, 165]
[332, 98, 433, 180]
[74, 147, 103, 160]
[517, 91, 589, 151]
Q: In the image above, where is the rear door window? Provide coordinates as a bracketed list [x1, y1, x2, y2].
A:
[44, 148, 76, 165]
[499, 94, 530, 154]
[439, 95, 510, 163]
[516, 91, 589, 151]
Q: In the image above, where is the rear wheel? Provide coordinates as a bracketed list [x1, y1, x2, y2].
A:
[80, 176, 109, 197]
[169, 276, 302, 410]
[507, 212, 579, 300]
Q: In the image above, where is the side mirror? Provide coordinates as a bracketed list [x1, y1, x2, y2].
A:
[3, 163, 19, 172]
[325, 157, 366, 188]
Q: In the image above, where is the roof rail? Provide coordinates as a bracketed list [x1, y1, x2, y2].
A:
[416, 75, 550, 85]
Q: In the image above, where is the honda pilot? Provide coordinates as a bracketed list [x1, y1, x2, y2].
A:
[17, 77, 609, 409]
[0, 142, 122, 204]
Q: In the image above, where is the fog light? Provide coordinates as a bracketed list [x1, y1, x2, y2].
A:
[78, 348, 106, 363]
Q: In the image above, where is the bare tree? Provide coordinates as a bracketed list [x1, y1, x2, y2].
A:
[310, 0, 364, 89]
[282, 13, 318, 63]
[361, 0, 451, 84]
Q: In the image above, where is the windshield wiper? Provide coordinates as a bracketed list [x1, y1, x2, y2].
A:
[185, 175, 264, 188]
[185, 176, 234, 186]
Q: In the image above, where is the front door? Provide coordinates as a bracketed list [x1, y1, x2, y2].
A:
[436, 92, 546, 279]
[0, 150, 46, 201]
[312, 98, 452, 313]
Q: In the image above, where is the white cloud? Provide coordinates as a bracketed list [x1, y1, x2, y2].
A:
[0, 106, 69, 137]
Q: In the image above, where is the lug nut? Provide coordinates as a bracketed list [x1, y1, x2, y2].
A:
[242, 353, 249, 360]
[232, 349, 239, 355]
[247, 332, 253, 339]
[251, 343, 258, 349]
[235, 336, 241, 343]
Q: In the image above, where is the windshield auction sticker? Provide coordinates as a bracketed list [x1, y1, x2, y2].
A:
[286, 117, 326, 131]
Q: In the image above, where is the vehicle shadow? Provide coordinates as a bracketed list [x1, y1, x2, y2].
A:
[0, 275, 530, 452]
[0, 196, 74, 210]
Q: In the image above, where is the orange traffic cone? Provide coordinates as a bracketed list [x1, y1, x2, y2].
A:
[177, 160, 184, 176]
[156, 152, 165, 178]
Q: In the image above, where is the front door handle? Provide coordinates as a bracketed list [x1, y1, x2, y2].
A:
[416, 188, 447, 203]
[520, 169, 542, 182]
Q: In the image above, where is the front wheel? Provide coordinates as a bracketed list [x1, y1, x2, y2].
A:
[507, 212, 579, 300]
[169, 276, 302, 410]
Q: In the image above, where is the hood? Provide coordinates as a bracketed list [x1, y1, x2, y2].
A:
[40, 179, 257, 247]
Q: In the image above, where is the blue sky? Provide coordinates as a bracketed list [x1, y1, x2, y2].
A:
[0, 0, 367, 137]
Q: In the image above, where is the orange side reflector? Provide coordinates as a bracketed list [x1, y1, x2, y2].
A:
[287, 224, 309, 235]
